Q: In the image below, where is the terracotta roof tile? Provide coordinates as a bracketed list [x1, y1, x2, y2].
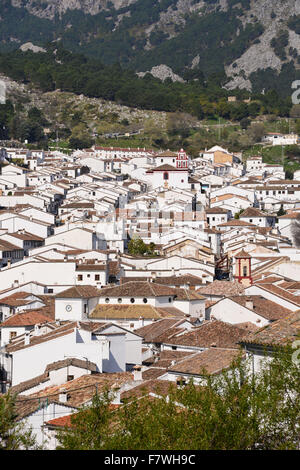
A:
[55, 286, 101, 299]
[14, 372, 132, 420]
[168, 348, 244, 376]
[197, 280, 245, 296]
[227, 295, 293, 321]
[134, 319, 188, 342]
[89, 304, 184, 320]
[97, 281, 178, 298]
[240, 311, 300, 347]
[0, 310, 50, 327]
[163, 320, 251, 349]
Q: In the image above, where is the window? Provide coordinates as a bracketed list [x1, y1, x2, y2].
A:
[168, 297, 172, 303]
[143, 298, 148, 304]
[243, 266, 248, 277]
[105, 298, 110, 303]
[10, 331, 17, 340]
[95, 274, 100, 281]
[118, 298, 122, 303]
[67, 375, 74, 382]
[130, 298, 135, 303]
[163, 172, 169, 180]
[77, 275, 83, 281]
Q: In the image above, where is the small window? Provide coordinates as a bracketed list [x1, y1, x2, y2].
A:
[243, 266, 247, 277]
[143, 298, 148, 304]
[10, 331, 17, 340]
[105, 297, 110, 303]
[77, 275, 83, 281]
[95, 274, 100, 281]
[67, 375, 74, 382]
[130, 298, 135, 303]
[168, 297, 172, 303]
[163, 172, 169, 180]
[118, 298, 122, 303]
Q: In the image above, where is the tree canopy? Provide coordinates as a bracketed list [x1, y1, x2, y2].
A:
[56, 348, 300, 450]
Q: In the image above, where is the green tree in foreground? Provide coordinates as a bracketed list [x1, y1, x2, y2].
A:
[56, 349, 300, 450]
[0, 393, 39, 450]
[277, 204, 286, 217]
[128, 237, 157, 256]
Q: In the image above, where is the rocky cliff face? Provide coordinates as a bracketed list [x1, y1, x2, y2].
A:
[224, 0, 300, 90]
[3, 0, 300, 91]
[10, 0, 135, 18]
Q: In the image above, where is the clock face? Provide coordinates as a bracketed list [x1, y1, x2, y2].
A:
[66, 304, 72, 312]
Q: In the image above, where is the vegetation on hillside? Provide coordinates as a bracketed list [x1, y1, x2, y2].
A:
[0, 1, 299, 96]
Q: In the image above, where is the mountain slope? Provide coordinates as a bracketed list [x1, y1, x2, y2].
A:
[0, 0, 300, 93]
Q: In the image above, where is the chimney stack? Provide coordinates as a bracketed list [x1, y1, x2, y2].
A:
[133, 365, 142, 382]
[24, 331, 30, 345]
[245, 299, 254, 310]
[110, 385, 121, 405]
[59, 389, 68, 403]
[176, 376, 186, 387]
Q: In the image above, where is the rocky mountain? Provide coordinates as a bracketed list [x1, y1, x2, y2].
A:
[1, 0, 300, 93]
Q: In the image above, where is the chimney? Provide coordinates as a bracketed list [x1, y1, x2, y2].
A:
[24, 331, 30, 345]
[176, 376, 186, 387]
[59, 389, 68, 403]
[133, 365, 142, 381]
[245, 300, 253, 310]
[110, 385, 121, 405]
[7, 259, 11, 268]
